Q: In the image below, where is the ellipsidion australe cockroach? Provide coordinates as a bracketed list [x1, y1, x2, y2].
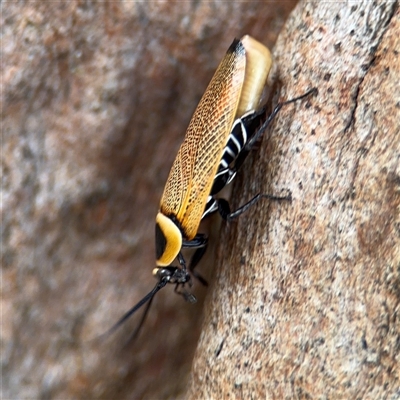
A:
[108, 35, 316, 338]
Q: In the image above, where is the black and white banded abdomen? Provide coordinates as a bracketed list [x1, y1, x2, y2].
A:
[201, 107, 266, 219]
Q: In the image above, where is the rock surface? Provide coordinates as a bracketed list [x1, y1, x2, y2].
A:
[2, 1, 296, 398]
[188, 2, 400, 399]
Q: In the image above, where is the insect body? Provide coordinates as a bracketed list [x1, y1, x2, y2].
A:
[155, 35, 272, 280]
[109, 36, 316, 336]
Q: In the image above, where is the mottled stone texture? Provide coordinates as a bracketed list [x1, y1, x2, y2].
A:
[188, 2, 400, 400]
[2, 1, 296, 399]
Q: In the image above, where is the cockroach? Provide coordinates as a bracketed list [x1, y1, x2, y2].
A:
[108, 35, 316, 339]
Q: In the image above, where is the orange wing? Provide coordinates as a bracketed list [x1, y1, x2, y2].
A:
[160, 39, 246, 240]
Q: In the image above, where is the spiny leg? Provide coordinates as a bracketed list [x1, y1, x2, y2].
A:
[208, 89, 317, 203]
[212, 90, 315, 221]
[217, 192, 292, 221]
[245, 88, 318, 151]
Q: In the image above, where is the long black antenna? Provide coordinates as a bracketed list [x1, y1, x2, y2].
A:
[123, 292, 156, 345]
[98, 279, 168, 341]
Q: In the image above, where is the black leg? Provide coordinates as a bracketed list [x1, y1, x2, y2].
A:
[220, 89, 317, 184]
[182, 233, 208, 248]
[189, 246, 209, 286]
[213, 90, 316, 221]
[217, 199, 231, 220]
[177, 252, 188, 272]
[245, 88, 318, 151]
[174, 283, 197, 303]
[181, 234, 209, 286]
[218, 192, 292, 221]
